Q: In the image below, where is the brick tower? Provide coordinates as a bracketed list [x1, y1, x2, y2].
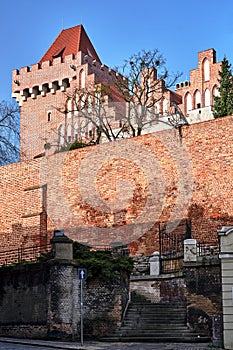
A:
[12, 25, 119, 160]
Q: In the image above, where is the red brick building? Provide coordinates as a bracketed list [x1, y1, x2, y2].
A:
[175, 48, 221, 123]
[12, 25, 222, 161]
[1, 24, 231, 257]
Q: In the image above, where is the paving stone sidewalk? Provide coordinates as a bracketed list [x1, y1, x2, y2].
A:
[0, 337, 224, 350]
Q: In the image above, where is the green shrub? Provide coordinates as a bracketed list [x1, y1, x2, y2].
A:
[73, 241, 133, 279]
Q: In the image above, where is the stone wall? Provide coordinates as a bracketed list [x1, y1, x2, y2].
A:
[130, 256, 221, 336]
[0, 263, 49, 338]
[0, 260, 129, 339]
[130, 274, 186, 304]
[83, 274, 129, 338]
[183, 257, 222, 336]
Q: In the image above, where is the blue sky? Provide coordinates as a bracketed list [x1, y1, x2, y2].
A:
[1, 0, 233, 101]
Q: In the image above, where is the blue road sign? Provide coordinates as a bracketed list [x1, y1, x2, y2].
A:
[78, 268, 87, 280]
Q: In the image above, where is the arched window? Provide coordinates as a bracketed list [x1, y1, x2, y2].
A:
[185, 93, 192, 114]
[47, 111, 52, 122]
[79, 69, 85, 89]
[67, 98, 72, 119]
[163, 98, 168, 114]
[67, 124, 72, 143]
[213, 85, 220, 97]
[154, 102, 160, 114]
[203, 59, 210, 81]
[74, 122, 78, 141]
[204, 89, 210, 106]
[80, 120, 86, 138]
[194, 90, 201, 108]
[59, 125, 65, 145]
[88, 121, 93, 137]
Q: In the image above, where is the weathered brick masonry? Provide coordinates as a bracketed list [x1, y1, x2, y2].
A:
[0, 115, 233, 255]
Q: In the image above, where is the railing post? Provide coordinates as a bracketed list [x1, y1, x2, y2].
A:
[184, 239, 197, 262]
[149, 251, 160, 276]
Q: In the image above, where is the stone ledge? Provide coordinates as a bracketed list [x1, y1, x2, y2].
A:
[130, 271, 183, 281]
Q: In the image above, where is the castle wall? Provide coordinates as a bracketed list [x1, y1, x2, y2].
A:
[0, 115, 233, 255]
[12, 53, 120, 160]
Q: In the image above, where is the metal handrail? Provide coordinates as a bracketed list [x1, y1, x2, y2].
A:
[196, 241, 220, 257]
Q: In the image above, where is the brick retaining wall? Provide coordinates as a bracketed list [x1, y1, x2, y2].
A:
[1, 116, 233, 255]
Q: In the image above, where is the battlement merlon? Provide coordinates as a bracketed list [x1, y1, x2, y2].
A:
[12, 52, 123, 101]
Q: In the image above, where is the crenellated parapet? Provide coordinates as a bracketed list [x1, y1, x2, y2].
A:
[12, 52, 124, 104]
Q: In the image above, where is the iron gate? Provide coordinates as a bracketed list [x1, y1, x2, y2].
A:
[159, 219, 191, 273]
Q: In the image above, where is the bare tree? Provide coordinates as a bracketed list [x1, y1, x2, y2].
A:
[53, 49, 183, 148]
[54, 84, 130, 146]
[114, 49, 182, 136]
[0, 100, 20, 165]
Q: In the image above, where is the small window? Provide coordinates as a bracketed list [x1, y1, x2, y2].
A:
[89, 130, 93, 137]
[47, 112, 51, 122]
[213, 85, 220, 97]
[59, 125, 65, 145]
[163, 98, 168, 114]
[67, 99, 72, 119]
[67, 124, 72, 143]
[74, 122, 78, 141]
[185, 93, 192, 113]
[79, 69, 85, 89]
[52, 47, 65, 59]
[194, 90, 201, 109]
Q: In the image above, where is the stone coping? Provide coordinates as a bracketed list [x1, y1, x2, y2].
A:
[130, 271, 183, 281]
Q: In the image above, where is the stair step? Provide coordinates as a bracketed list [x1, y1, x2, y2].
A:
[116, 331, 200, 335]
[121, 325, 188, 330]
[100, 297, 210, 343]
[123, 318, 186, 322]
[101, 335, 210, 343]
[127, 310, 186, 314]
[122, 321, 187, 326]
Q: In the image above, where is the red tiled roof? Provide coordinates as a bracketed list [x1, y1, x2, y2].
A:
[39, 24, 101, 64]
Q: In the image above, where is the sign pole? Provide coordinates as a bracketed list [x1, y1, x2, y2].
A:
[80, 278, 83, 346]
[78, 268, 86, 347]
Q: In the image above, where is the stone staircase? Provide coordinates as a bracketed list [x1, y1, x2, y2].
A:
[101, 294, 210, 342]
